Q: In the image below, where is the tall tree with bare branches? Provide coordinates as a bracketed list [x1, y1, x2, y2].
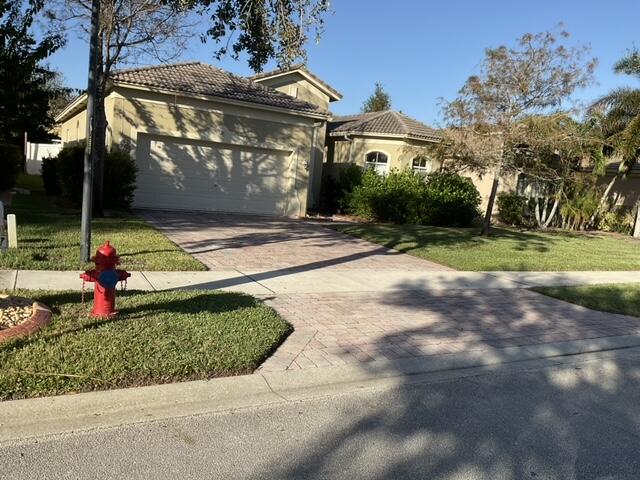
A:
[440, 28, 597, 235]
[47, 0, 192, 214]
[49, 0, 330, 215]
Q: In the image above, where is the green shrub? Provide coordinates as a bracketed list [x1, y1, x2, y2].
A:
[497, 193, 529, 226]
[52, 143, 137, 210]
[103, 149, 137, 210]
[348, 169, 481, 226]
[56, 143, 85, 205]
[0, 144, 22, 192]
[599, 207, 634, 235]
[422, 172, 481, 227]
[336, 163, 363, 212]
[320, 163, 364, 213]
[41, 156, 61, 195]
[349, 169, 425, 223]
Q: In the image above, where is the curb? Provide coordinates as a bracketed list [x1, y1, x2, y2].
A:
[1, 334, 640, 443]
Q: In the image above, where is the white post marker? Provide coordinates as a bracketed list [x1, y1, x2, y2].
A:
[0, 201, 6, 250]
[7, 214, 17, 248]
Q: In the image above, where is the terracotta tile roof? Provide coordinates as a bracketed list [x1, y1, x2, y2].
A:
[329, 110, 442, 142]
[111, 62, 328, 116]
[249, 63, 342, 101]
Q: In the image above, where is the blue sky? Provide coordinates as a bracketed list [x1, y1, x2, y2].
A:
[49, 0, 640, 126]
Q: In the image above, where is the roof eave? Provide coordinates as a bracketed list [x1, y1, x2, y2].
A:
[55, 93, 88, 123]
[114, 81, 331, 120]
[329, 131, 441, 143]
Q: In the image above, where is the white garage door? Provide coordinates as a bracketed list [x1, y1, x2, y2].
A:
[134, 134, 295, 216]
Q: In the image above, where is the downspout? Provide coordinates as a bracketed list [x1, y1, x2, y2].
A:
[306, 122, 321, 212]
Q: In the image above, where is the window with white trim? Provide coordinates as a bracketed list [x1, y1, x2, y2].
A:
[365, 151, 389, 174]
[411, 156, 432, 175]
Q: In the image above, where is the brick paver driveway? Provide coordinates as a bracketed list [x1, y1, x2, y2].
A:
[144, 212, 640, 372]
[143, 211, 451, 272]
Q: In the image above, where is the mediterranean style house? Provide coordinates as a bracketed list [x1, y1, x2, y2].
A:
[56, 62, 639, 217]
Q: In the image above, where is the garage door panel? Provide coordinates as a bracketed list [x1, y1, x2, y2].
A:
[134, 135, 294, 215]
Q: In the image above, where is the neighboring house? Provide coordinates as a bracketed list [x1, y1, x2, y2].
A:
[597, 162, 640, 208]
[325, 110, 442, 178]
[56, 62, 337, 217]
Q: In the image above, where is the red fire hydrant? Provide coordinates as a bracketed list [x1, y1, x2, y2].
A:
[80, 241, 131, 317]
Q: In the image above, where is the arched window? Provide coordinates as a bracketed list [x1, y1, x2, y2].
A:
[412, 156, 432, 175]
[365, 151, 389, 174]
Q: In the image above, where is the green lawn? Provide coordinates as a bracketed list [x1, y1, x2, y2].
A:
[534, 284, 640, 317]
[16, 173, 44, 192]
[333, 223, 640, 271]
[0, 192, 206, 271]
[0, 290, 291, 400]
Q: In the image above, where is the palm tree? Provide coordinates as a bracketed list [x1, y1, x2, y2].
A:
[589, 49, 640, 235]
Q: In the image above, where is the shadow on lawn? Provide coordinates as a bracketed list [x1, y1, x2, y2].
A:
[4, 290, 262, 350]
[141, 210, 367, 255]
[249, 283, 640, 479]
[337, 224, 612, 257]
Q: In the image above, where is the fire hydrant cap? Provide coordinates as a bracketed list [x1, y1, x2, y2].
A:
[93, 241, 119, 265]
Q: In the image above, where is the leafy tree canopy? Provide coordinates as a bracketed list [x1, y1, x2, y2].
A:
[179, 0, 330, 72]
[0, 0, 65, 144]
[362, 82, 391, 112]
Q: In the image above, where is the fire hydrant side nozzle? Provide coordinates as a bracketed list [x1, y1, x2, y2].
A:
[80, 241, 131, 317]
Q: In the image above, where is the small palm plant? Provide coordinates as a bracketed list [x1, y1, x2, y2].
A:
[589, 49, 640, 233]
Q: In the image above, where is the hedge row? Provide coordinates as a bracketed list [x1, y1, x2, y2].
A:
[346, 168, 481, 227]
[42, 143, 137, 210]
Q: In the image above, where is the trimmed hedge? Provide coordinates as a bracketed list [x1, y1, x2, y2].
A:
[48, 143, 137, 210]
[422, 172, 481, 226]
[0, 144, 22, 192]
[348, 169, 481, 226]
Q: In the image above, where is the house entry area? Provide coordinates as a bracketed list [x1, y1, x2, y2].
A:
[134, 134, 296, 216]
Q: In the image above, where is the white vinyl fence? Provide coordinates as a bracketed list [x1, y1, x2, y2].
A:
[25, 141, 62, 175]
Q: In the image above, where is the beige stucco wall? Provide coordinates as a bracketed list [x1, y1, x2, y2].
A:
[597, 174, 640, 207]
[58, 96, 116, 147]
[111, 86, 317, 217]
[464, 169, 518, 210]
[325, 135, 439, 178]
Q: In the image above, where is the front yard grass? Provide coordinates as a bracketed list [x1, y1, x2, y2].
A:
[333, 223, 640, 271]
[533, 284, 640, 317]
[0, 192, 206, 271]
[0, 290, 291, 400]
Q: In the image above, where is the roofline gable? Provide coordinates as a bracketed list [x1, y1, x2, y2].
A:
[250, 66, 342, 101]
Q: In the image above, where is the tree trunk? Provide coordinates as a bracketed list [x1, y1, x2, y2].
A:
[634, 201, 640, 238]
[588, 175, 618, 228]
[92, 75, 106, 217]
[481, 175, 500, 236]
[543, 197, 560, 228]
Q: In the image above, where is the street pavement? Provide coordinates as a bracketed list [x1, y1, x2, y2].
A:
[1, 346, 640, 480]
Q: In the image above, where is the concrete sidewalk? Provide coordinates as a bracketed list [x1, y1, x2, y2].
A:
[1, 269, 638, 294]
